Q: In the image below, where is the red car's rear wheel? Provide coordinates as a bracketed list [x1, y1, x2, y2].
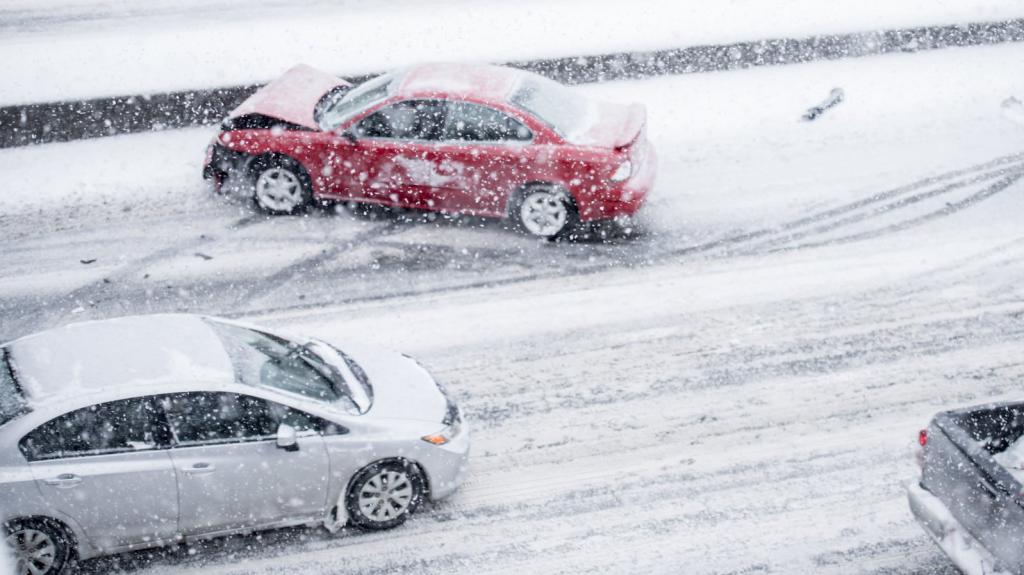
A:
[514, 184, 577, 239]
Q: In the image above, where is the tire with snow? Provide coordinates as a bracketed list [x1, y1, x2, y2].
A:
[250, 157, 313, 215]
[5, 519, 73, 575]
[345, 460, 425, 531]
[512, 184, 577, 239]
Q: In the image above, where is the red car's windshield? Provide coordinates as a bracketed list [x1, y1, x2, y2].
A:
[318, 73, 394, 130]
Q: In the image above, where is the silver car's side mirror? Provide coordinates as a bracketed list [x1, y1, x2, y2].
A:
[276, 423, 299, 452]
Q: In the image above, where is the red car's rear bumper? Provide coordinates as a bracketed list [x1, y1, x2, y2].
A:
[577, 142, 657, 222]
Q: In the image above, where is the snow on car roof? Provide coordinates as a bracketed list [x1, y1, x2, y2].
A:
[5, 314, 234, 402]
[396, 63, 525, 102]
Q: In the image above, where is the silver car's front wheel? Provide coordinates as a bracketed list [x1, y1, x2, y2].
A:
[346, 461, 424, 530]
[5, 522, 69, 575]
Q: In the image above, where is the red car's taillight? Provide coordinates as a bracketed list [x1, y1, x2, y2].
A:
[918, 429, 928, 446]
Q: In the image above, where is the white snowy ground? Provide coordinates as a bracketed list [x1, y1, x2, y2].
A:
[3, 43, 1024, 573]
[1, 0, 1024, 104]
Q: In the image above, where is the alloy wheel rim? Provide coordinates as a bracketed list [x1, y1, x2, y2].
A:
[520, 191, 568, 236]
[255, 168, 302, 212]
[7, 528, 57, 575]
[357, 469, 414, 522]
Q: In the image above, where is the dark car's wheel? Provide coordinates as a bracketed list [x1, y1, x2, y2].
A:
[5, 519, 73, 575]
[512, 184, 578, 239]
[251, 157, 313, 215]
[346, 460, 425, 531]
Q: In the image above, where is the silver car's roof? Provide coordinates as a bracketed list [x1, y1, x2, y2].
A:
[5, 314, 234, 405]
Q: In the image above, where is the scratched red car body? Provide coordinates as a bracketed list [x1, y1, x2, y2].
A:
[203, 63, 657, 238]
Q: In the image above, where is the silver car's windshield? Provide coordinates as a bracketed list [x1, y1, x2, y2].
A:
[0, 348, 29, 427]
[510, 75, 591, 141]
[318, 73, 394, 131]
[206, 321, 370, 414]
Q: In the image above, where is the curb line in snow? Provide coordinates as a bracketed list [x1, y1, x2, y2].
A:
[2, 17, 1024, 149]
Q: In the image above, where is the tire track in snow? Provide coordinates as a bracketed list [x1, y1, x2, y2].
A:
[749, 165, 1024, 253]
[783, 170, 1024, 251]
[663, 152, 1024, 260]
[230, 219, 408, 310]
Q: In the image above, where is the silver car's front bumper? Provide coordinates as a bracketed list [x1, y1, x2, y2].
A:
[425, 420, 471, 501]
[907, 481, 1010, 575]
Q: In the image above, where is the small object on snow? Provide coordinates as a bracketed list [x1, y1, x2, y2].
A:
[102, 278, 112, 284]
[1001, 95, 1024, 128]
[80, 258, 96, 264]
[802, 87, 845, 121]
[194, 252, 214, 261]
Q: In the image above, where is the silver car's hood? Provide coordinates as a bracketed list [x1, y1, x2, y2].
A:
[335, 343, 448, 425]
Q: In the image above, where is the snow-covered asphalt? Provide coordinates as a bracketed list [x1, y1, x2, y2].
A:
[3, 43, 1024, 573]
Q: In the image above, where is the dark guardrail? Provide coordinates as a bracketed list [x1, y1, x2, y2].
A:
[2, 18, 1023, 148]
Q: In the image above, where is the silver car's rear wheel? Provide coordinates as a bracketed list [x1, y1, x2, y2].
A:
[346, 460, 424, 530]
[6, 522, 69, 575]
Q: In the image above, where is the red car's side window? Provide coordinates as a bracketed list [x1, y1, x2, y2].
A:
[354, 100, 446, 141]
[443, 102, 532, 143]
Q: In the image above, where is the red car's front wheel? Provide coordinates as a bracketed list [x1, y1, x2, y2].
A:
[251, 158, 313, 215]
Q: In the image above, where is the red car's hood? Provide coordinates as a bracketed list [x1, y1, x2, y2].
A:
[228, 64, 350, 130]
[573, 101, 647, 149]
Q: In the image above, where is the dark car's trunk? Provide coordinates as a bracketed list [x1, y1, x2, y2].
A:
[921, 403, 1024, 572]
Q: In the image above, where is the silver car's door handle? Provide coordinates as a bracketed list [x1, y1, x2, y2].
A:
[43, 473, 82, 488]
[183, 462, 216, 476]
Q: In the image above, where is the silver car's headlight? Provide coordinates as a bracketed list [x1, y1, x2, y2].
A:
[422, 403, 463, 446]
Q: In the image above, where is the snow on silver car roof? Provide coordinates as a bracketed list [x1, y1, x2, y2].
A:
[5, 314, 234, 402]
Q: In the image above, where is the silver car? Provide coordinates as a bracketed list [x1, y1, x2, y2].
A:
[0, 314, 470, 574]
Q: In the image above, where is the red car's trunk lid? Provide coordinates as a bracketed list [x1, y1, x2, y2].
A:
[572, 102, 647, 150]
[228, 64, 350, 130]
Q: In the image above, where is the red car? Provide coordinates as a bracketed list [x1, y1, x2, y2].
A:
[203, 63, 656, 238]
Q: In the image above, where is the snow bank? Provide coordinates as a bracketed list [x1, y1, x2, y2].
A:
[1, 0, 1023, 105]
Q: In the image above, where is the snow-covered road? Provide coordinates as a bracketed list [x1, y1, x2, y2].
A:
[3, 43, 1024, 573]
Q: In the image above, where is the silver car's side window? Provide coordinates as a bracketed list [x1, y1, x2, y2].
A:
[159, 392, 343, 447]
[19, 397, 169, 462]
